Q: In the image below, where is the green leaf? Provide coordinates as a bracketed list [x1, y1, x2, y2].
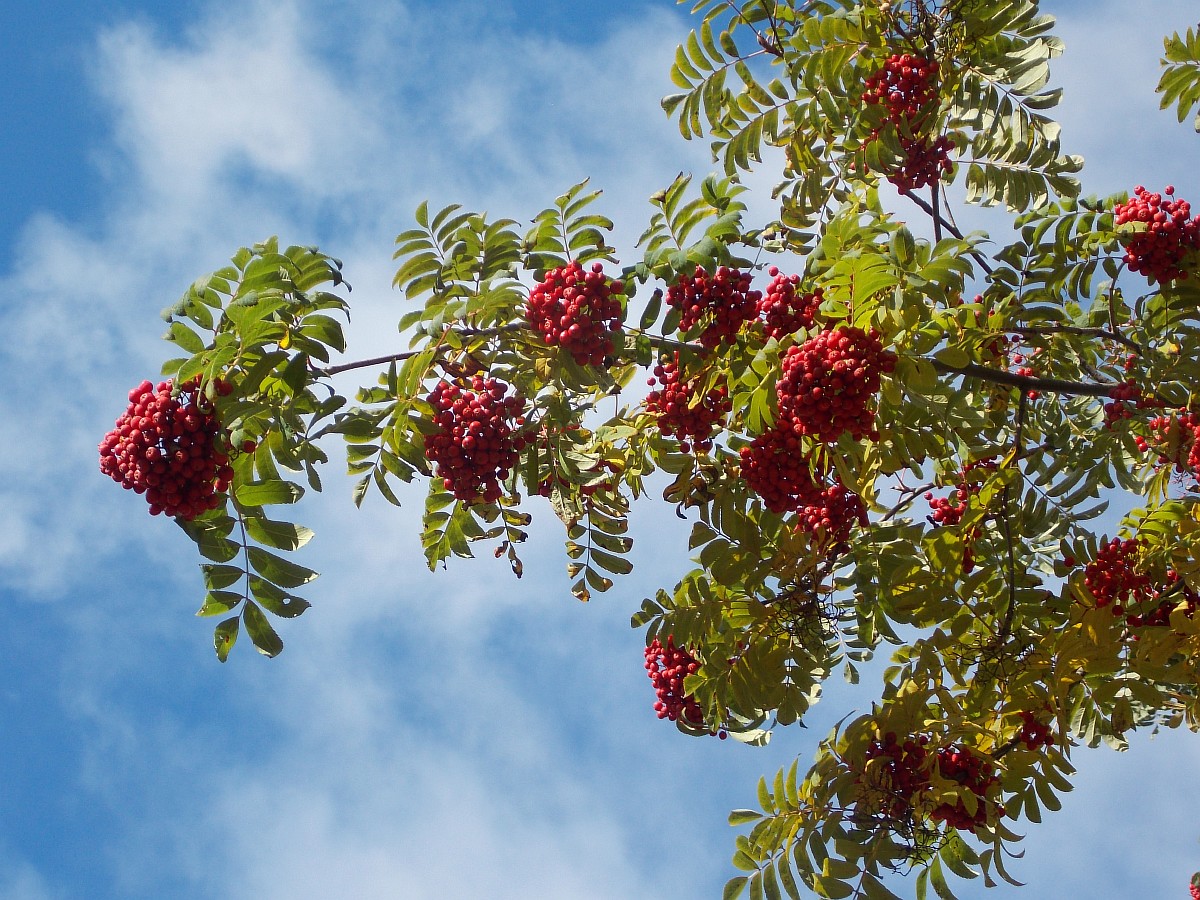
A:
[242, 600, 284, 658]
[811, 874, 852, 899]
[202, 564, 244, 590]
[235, 480, 304, 507]
[929, 858, 957, 900]
[244, 515, 315, 551]
[299, 313, 348, 353]
[934, 346, 970, 368]
[247, 547, 319, 588]
[178, 515, 240, 563]
[213, 615, 240, 662]
[860, 873, 904, 900]
[167, 321, 207, 353]
[729, 809, 763, 826]
[724, 877, 750, 900]
[249, 577, 312, 618]
[197, 591, 243, 617]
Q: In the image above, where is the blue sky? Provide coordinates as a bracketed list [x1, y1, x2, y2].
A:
[1, 1, 1199, 898]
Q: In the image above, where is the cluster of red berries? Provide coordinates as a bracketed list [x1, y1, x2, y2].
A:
[526, 262, 625, 367]
[739, 428, 866, 545]
[757, 266, 823, 339]
[646, 353, 731, 453]
[1190, 877, 1200, 900]
[666, 265, 761, 349]
[1083, 537, 1198, 627]
[1113, 185, 1200, 283]
[1103, 380, 1162, 428]
[924, 459, 996, 527]
[1016, 711, 1054, 750]
[861, 54, 953, 191]
[776, 326, 896, 443]
[1136, 409, 1200, 475]
[859, 732, 1000, 833]
[1084, 538, 1150, 618]
[99, 377, 234, 519]
[795, 477, 868, 549]
[644, 636, 706, 726]
[931, 745, 1001, 832]
[739, 427, 817, 514]
[423, 376, 530, 504]
[859, 731, 933, 819]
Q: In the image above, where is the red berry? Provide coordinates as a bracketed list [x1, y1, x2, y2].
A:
[645, 353, 730, 453]
[757, 271, 823, 339]
[666, 265, 760, 349]
[1082, 537, 1198, 628]
[526, 261, 625, 367]
[644, 636, 710, 731]
[739, 428, 866, 551]
[1113, 186, 1200, 283]
[860, 54, 953, 191]
[99, 378, 230, 520]
[775, 326, 896, 443]
[422, 375, 531, 504]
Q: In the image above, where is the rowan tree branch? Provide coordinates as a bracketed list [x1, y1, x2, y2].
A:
[929, 358, 1116, 397]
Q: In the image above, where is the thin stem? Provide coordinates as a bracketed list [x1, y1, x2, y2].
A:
[929, 358, 1116, 397]
[931, 183, 943, 243]
[314, 324, 525, 377]
[1011, 324, 1142, 354]
[320, 350, 421, 377]
[900, 188, 994, 276]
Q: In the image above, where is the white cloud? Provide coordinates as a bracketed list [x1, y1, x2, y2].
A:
[0, 850, 61, 900]
[91, 2, 384, 206]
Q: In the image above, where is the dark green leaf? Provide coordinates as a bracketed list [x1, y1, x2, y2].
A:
[244, 515, 315, 550]
[202, 564, 244, 590]
[242, 600, 284, 658]
[247, 547, 319, 588]
[249, 577, 312, 618]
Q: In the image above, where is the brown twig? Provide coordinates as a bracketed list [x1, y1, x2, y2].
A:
[929, 358, 1116, 397]
[900, 188, 994, 276]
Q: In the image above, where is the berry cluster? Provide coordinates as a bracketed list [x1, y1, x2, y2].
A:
[1190, 877, 1200, 900]
[757, 267, 823, 339]
[1103, 380, 1160, 429]
[1084, 538, 1150, 617]
[644, 636, 705, 726]
[795, 477, 868, 550]
[646, 353, 731, 453]
[924, 459, 996, 527]
[859, 731, 932, 819]
[739, 427, 867, 547]
[1083, 538, 1198, 627]
[858, 733, 999, 832]
[776, 326, 896, 443]
[424, 376, 530, 504]
[666, 266, 761, 349]
[1016, 711, 1054, 750]
[526, 261, 625, 367]
[99, 378, 233, 519]
[861, 54, 953, 191]
[1113, 185, 1200, 283]
[739, 426, 817, 514]
[931, 746, 1001, 832]
[1136, 409, 1200, 475]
